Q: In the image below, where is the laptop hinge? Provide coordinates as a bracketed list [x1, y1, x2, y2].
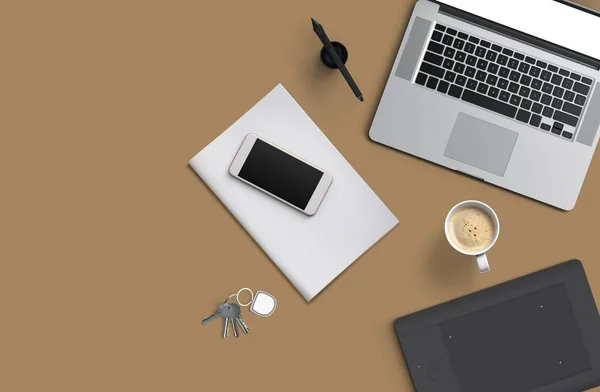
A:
[434, 1, 600, 70]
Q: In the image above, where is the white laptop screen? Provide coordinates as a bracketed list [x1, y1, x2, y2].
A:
[436, 0, 600, 62]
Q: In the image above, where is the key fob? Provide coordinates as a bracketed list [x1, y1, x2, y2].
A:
[249, 291, 276, 317]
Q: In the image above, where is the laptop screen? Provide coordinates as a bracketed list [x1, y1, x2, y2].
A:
[435, 0, 600, 60]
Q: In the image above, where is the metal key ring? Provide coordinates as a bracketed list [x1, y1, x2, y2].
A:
[236, 288, 254, 307]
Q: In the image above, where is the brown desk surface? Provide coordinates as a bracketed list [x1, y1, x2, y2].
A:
[2, 1, 600, 391]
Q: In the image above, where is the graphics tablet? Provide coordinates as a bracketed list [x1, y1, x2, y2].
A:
[394, 260, 600, 392]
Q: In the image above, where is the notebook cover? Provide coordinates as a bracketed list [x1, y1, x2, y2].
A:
[189, 84, 398, 301]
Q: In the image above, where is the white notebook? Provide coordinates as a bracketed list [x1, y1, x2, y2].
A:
[189, 84, 398, 301]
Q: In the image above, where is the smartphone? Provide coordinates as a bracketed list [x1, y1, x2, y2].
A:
[229, 134, 333, 216]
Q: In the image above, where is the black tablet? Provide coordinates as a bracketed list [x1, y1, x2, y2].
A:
[394, 260, 600, 392]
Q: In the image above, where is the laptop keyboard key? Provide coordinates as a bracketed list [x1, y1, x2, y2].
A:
[563, 131, 573, 139]
[442, 35, 454, 46]
[509, 82, 519, 93]
[531, 79, 542, 90]
[486, 74, 498, 86]
[541, 70, 551, 81]
[488, 87, 500, 98]
[462, 89, 518, 118]
[536, 60, 547, 68]
[575, 94, 586, 106]
[465, 66, 476, 78]
[466, 79, 478, 90]
[435, 24, 446, 31]
[509, 71, 520, 82]
[519, 86, 531, 98]
[427, 76, 439, 89]
[582, 76, 593, 85]
[499, 67, 510, 78]
[476, 70, 486, 82]
[530, 90, 542, 102]
[499, 91, 510, 102]
[519, 62, 530, 73]
[420, 62, 445, 78]
[520, 75, 532, 86]
[446, 28, 457, 36]
[532, 103, 543, 114]
[573, 82, 590, 96]
[510, 94, 521, 106]
[498, 78, 509, 90]
[466, 55, 477, 66]
[551, 127, 562, 135]
[456, 75, 467, 86]
[416, 72, 427, 86]
[541, 123, 551, 131]
[502, 48, 514, 56]
[444, 47, 456, 58]
[543, 106, 554, 117]
[553, 86, 564, 98]
[432, 31, 443, 42]
[553, 122, 564, 131]
[551, 98, 563, 109]
[458, 32, 468, 39]
[528, 67, 540, 78]
[559, 68, 570, 77]
[469, 36, 480, 44]
[477, 59, 488, 70]
[542, 83, 553, 94]
[525, 56, 536, 64]
[477, 83, 489, 94]
[491, 44, 502, 52]
[475, 46, 486, 57]
[521, 99, 532, 110]
[551, 74, 563, 85]
[530, 113, 542, 127]
[487, 63, 499, 74]
[437, 80, 450, 94]
[465, 42, 476, 54]
[454, 63, 466, 74]
[548, 64, 558, 72]
[443, 58, 455, 70]
[480, 40, 491, 48]
[424, 51, 444, 66]
[541, 94, 552, 105]
[448, 84, 463, 98]
[563, 101, 582, 117]
[497, 54, 508, 66]
[562, 78, 574, 89]
[570, 72, 581, 81]
[486, 51, 497, 62]
[514, 52, 525, 60]
[516, 109, 531, 123]
[445, 71, 456, 83]
[508, 58, 519, 69]
[428, 41, 444, 54]
[564, 91, 575, 102]
[455, 51, 467, 62]
[453, 38, 465, 50]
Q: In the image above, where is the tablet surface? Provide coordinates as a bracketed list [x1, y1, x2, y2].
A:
[395, 260, 600, 392]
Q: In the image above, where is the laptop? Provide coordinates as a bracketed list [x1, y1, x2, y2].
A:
[369, 0, 600, 210]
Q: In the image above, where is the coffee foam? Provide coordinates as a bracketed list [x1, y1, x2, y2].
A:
[448, 206, 496, 253]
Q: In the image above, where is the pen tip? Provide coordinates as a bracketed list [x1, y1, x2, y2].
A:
[359, 96, 364, 102]
[311, 18, 319, 28]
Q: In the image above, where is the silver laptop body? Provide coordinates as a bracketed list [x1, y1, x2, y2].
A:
[369, 0, 600, 210]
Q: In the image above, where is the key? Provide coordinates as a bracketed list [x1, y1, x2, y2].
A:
[202, 303, 229, 325]
[231, 303, 249, 335]
[223, 317, 230, 338]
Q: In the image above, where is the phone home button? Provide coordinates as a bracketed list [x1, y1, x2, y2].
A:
[427, 368, 439, 380]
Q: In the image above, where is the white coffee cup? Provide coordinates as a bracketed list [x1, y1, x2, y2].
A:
[444, 200, 500, 273]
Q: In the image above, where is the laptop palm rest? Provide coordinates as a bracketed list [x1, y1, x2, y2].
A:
[444, 113, 518, 177]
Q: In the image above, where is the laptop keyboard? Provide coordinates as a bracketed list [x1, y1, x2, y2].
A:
[415, 23, 595, 141]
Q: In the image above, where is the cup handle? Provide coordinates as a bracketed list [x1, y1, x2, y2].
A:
[476, 253, 490, 273]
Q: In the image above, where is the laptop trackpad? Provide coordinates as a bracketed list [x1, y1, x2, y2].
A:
[444, 113, 518, 177]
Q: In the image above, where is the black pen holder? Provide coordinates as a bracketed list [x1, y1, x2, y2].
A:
[320, 41, 349, 69]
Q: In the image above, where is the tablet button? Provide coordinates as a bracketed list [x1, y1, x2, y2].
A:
[427, 368, 439, 380]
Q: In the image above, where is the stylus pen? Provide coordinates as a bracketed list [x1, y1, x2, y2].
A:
[311, 18, 363, 102]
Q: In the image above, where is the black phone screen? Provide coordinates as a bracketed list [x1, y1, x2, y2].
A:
[238, 139, 324, 210]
